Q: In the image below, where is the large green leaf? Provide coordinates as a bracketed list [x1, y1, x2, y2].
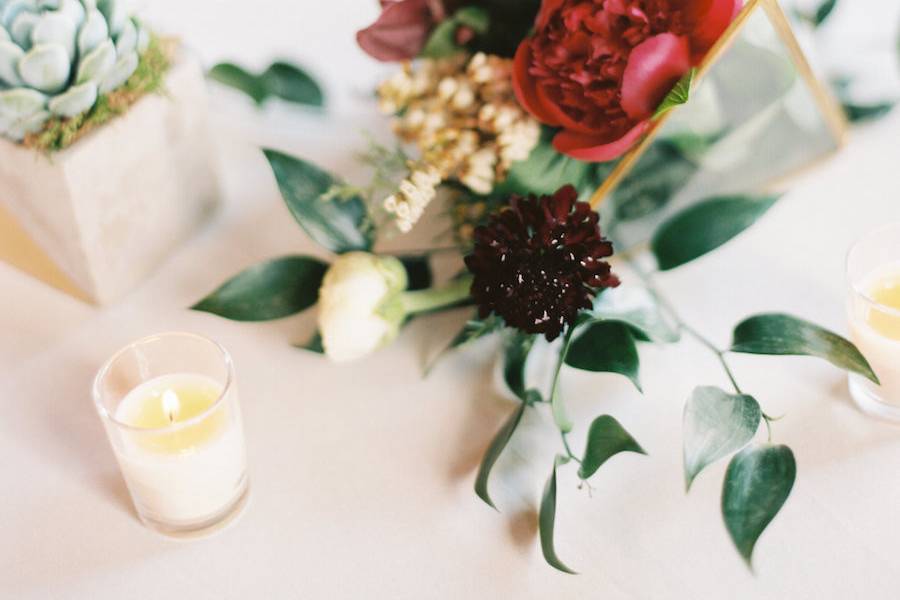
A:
[192, 256, 328, 321]
[653, 68, 695, 119]
[263, 149, 373, 253]
[493, 126, 614, 199]
[591, 287, 680, 343]
[578, 415, 645, 479]
[722, 444, 796, 565]
[474, 402, 525, 510]
[539, 455, 576, 574]
[683, 386, 761, 491]
[651, 195, 778, 271]
[731, 313, 879, 384]
[503, 331, 535, 402]
[208, 63, 267, 104]
[565, 321, 641, 391]
[261, 61, 324, 107]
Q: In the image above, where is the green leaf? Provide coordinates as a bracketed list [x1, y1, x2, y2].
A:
[651, 195, 778, 271]
[493, 126, 614, 199]
[565, 321, 642, 391]
[263, 149, 373, 253]
[731, 313, 879, 384]
[722, 444, 796, 565]
[813, 0, 838, 26]
[208, 63, 268, 104]
[398, 255, 432, 291]
[261, 61, 324, 107]
[578, 415, 645, 479]
[192, 256, 328, 321]
[474, 402, 525, 510]
[503, 331, 535, 401]
[295, 331, 324, 354]
[539, 455, 576, 574]
[591, 287, 680, 343]
[653, 68, 696, 119]
[842, 102, 895, 123]
[421, 6, 490, 58]
[683, 386, 761, 491]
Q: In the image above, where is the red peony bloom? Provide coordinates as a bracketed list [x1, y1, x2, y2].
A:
[513, 0, 742, 162]
[465, 185, 619, 341]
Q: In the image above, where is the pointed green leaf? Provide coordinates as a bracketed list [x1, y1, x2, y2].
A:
[731, 313, 878, 384]
[722, 444, 796, 565]
[565, 321, 641, 391]
[578, 415, 645, 479]
[591, 287, 680, 343]
[539, 455, 576, 574]
[842, 102, 894, 123]
[261, 61, 324, 107]
[651, 195, 778, 271]
[295, 331, 324, 354]
[263, 149, 373, 253]
[683, 386, 761, 490]
[813, 0, 838, 26]
[421, 6, 489, 58]
[474, 402, 525, 510]
[192, 256, 328, 321]
[503, 331, 535, 401]
[653, 68, 695, 119]
[209, 62, 268, 104]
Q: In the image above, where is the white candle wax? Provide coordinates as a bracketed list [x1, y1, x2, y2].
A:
[849, 264, 900, 405]
[112, 373, 247, 525]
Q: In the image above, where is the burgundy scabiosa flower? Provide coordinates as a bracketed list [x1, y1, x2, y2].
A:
[465, 185, 619, 341]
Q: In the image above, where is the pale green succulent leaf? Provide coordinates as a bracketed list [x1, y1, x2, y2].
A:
[1, 0, 34, 31]
[0, 24, 9, 42]
[113, 15, 134, 54]
[97, 0, 124, 36]
[58, 0, 85, 27]
[3, 107, 49, 140]
[31, 12, 76, 58]
[135, 20, 148, 53]
[98, 48, 134, 93]
[19, 43, 70, 92]
[0, 86, 46, 118]
[76, 9, 107, 55]
[10, 9, 38, 48]
[76, 37, 114, 84]
[0, 39, 24, 85]
[48, 79, 95, 116]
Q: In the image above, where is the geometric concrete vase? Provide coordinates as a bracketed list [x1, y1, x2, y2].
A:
[0, 51, 219, 304]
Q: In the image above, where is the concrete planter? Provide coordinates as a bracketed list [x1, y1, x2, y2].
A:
[0, 52, 219, 304]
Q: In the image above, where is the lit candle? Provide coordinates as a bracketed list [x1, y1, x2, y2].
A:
[847, 225, 900, 420]
[94, 333, 249, 535]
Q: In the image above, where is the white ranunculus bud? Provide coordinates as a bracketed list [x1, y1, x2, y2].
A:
[317, 252, 408, 362]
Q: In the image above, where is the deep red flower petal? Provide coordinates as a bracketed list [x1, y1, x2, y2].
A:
[620, 33, 691, 120]
[536, 0, 566, 30]
[356, 0, 434, 62]
[512, 41, 562, 126]
[691, 0, 743, 53]
[551, 120, 649, 162]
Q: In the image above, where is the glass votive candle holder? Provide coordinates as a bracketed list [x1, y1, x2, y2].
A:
[93, 332, 249, 536]
[847, 224, 900, 421]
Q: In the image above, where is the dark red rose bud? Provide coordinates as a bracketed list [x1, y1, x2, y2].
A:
[464, 185, 619, 341]
[356, 0, 447, 62]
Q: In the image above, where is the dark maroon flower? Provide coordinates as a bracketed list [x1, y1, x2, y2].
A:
[465, 185, 619, 341]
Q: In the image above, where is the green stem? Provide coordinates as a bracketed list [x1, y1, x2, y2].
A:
[550, 326, 579, 459]
[399, 276, 473, 316]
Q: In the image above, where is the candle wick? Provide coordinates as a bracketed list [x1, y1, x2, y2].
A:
[161, 390, 180, 423]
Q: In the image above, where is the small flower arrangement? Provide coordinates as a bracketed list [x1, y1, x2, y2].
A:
[194, 0, 880, 573]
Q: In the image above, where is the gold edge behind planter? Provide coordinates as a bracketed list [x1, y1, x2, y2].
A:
[0, 45, 220, 304]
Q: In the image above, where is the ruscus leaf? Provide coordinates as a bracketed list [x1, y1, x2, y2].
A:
[192, 256, 328, 321]
[261, 61, 325, 107]
[731, 313, 879, 384]
[722, 444, 796, 566]
[565, 321, 642, 391]
[503, 331, 535, 401]
[208, 63, 268, 104]
[683, 386, 761, 490]
[539, 455, 577, 574]
[651, 195, 778, 270]
[474, 402, 525, 510]
[653, 68, 696, 119]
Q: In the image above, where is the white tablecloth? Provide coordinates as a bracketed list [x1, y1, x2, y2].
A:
[4, 1, 900, 598]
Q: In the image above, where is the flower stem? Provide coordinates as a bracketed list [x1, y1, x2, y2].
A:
[399, 276, 473, 316]
[550, 326, 580, 462]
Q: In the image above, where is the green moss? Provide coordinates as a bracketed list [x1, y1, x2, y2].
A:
[25, 36, 173, 153]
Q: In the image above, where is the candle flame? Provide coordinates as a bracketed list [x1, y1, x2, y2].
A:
[161, 390, 180, 423]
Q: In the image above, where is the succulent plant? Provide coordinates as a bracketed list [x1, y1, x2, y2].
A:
[0, 0, 149, 141]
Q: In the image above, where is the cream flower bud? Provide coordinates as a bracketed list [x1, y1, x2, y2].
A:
[317, 253, 408, 362]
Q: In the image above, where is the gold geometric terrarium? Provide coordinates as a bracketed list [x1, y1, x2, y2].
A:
[590, 0, 846, 246]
